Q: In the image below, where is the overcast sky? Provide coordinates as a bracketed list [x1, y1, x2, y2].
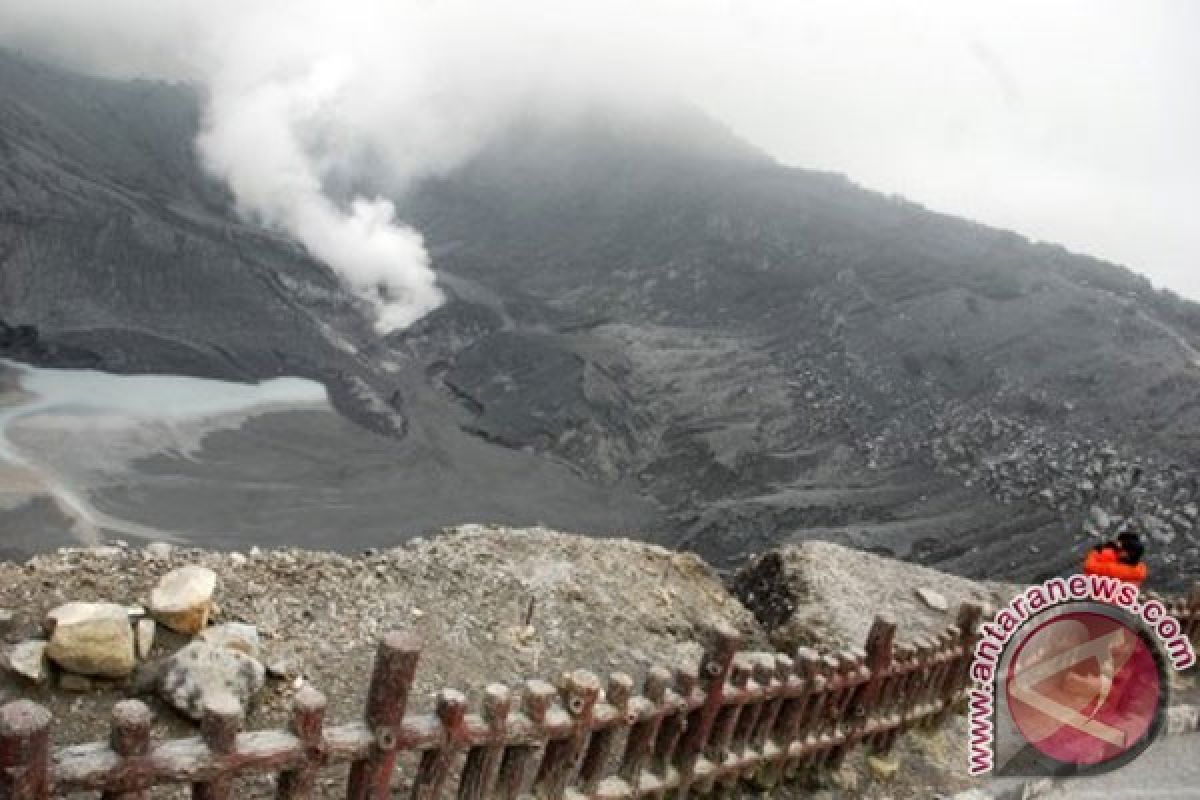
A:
[2, 0, 1196, 301]
[676, 1, 1200, 300]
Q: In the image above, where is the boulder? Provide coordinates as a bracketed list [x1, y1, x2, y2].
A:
[198, 623, 260, 658]
[159, 641, 265, 720]
[149, 566, 217, 635]
[0, 608, 14, 633]
[5, 640, 49, 684]
[733, 542, 1016, 651]
[44, 602, 136, 678]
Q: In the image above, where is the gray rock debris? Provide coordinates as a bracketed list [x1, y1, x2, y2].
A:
[159, 641, 265, 720]
[5, 640, 49, 684]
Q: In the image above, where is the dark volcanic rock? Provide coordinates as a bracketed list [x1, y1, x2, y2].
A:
[4, 49, 1200, 592]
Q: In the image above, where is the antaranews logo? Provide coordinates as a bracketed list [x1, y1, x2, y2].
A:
[967, 575, 1196, 778]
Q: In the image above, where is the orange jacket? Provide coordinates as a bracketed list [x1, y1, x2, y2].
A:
[1083, 547, 1148, 585]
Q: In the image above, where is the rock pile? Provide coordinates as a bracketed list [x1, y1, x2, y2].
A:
[2, 558, 268, 715]
[864, 394, 1200, 582]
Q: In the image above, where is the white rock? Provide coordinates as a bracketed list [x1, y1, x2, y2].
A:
[159, 641, 265, 720]
[44, 602, 137, 677]
[229, 552, 247, 567]
[149, 566, 217, 635]
[0, 609, 13, 632]
[145, 542, 174, 560]
[136, 619, 156, 660]
[198, 623, 260, 658]
[914, 587, 949, 612]
[6, 640, 49, 684]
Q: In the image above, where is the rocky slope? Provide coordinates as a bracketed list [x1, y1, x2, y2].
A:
[3, 49, 1200, 591]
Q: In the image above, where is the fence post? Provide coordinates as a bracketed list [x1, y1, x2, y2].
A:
[653, 661, 697, 781]
[496, 681, 556, 800]
[347, 631, 421, 800]
[701, 659, 751, 795]
[675, 624, 740, 800]
[824, 651, 864, 770]
[879, 642, 915, 753]
[533, 670, 600, 800]
[750, 655, 790, 760]
[192, 694, 243, 800]
[411, 690, 468, 800]
[578, 673, 633, 793]
[619, 667, 669, 792]
[937, 603, 983, 723]
[277, 687, 327, 800]
[457, 684, 510, 800]
[102, 700, 154, 800]
[780, 649, 826, 782]
[0, 701, 52, 800]
[850, 615, 896, 753]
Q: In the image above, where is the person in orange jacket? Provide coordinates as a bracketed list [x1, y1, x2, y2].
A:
[1083, 531, 1148, 585]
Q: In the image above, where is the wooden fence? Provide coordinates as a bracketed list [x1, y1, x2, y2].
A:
[3, 587, 1199, 800]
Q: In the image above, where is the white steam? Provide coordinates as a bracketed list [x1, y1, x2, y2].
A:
[195, 44, 441, 331]
[0, 0, 708, 332]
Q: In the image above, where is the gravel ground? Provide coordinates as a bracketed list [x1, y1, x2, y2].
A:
[0, 525, 762, 747]
[0, 527, 1045, 798]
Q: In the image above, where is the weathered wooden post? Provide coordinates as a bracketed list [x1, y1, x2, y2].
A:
[578, 673, 633, 793]
[924, 629, 957, 728]
[457, 684, 510, 800]
[619, 667, 669, 792]
[734, 660, 773, 756]
[779, 649, 825, 782]
[750, 655, 791, 758]
[824, 650, 865, 770]
[652, 662, 697, 782]
[0, 700, 52, 800]
[193, 695, 243, 800]
[276, 686, 327, 800]
[700, 659, 751, 795]
[496, 680, 556, 800]
[751, 652, 803, 789]
[877, 642, 915, 753]
[347, 631, 422, 800]
[849, 615, 896, 753]
[937, 603, 983, 723]
[411, 690, 468, 800]
[674, 624, 740, 800]
[102, 699, 155, 800]
[533, 670, 600, 799]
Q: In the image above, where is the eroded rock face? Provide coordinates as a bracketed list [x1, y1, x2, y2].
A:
[44, 602, 136, 678]
[149, 566, 217, 635]
[159, 641, 265, 719]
